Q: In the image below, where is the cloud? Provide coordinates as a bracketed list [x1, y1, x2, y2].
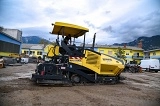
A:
[84, 20, 96, 29]
[22, 26, 56, 41]
[102, 25, 114, 33]
[0, 0, 160, 45]
[113, 10, 160, 42]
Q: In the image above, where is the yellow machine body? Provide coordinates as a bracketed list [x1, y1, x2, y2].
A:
[47, 45, 59, 57]
[69, 50, 124, 76]
[51, 22, 89, 37]
[49, 22, 124, 76]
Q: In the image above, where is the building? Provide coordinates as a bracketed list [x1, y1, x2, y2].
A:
[21, 44, 44, 58]
[98, 45, 143, 64]
[1, 28, 22, 41]
[144, 49, 160, 61]
[0, 28, 22, 57]
[85, 44, 144, 64]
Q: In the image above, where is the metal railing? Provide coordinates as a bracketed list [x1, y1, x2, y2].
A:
[132, 56, 143, 59]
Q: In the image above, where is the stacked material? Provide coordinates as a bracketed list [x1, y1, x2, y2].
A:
[0, 59, 4, 68]
[2, 57, 17, 65]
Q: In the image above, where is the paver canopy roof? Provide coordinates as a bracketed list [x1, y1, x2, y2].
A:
[51, 22, 89, 38]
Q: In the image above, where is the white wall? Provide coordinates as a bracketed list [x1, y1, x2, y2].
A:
[2, 29, 22, 42]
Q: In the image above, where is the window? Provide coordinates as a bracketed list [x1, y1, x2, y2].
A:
[137, 53, 139, 57]
[126, 53, 129, 55]
[108, 51, 112, 55]
[0, 40, 20, 53]
[24, 51, 29, 54]
[130, 61, 137, 64]
[153, 52, 156, 55]
[30, 51, 32, 55]
[133, 52, 139, 56]
[99, 50, 104, 53]
[30, 51, 35, 55]
[37, 51, 42, 55]
[24, 51, 26, 54]
[33, 51, 35, 55]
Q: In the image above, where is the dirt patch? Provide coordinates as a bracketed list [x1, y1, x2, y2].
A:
[0, 64, 160, 106]
[127, 77, 148, 83]
[126, 86, 141, 91]
[0, 85, 16, 93]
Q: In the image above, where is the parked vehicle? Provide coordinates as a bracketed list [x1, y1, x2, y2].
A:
[124, 64, 141, 73]
[140, 59, 160, 73]
[21, 58, 29, 64]
[2, 57, 17, 65]
[28, 57, 37, 63]
[0, 58, 5, 68]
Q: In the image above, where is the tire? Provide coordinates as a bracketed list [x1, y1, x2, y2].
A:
[71, 74, 80, 83]
[3, 63, 6, 68]
[155, 70, 158, 73]
[146, 68, 149, 72]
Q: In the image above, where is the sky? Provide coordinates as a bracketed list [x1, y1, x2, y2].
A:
[0, 0, 160, 45]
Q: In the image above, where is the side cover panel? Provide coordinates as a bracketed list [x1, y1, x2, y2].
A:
[81, 49, 124, 76]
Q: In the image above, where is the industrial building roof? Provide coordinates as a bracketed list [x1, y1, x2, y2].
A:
[144, 48, 160, 52]
[0, 31, 21, 43]
[84, 44, 143, 50]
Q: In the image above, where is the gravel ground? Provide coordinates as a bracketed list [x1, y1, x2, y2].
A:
[0, 63, 160, 106]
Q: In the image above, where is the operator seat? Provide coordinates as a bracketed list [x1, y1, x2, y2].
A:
[60, 41, 83, 56]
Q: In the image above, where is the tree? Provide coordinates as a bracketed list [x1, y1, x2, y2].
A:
[115, 47, 126, 61]
[39, 39, 49, 47]
[39, 39, 48, 44]
[50, 41, 57, 45]
[39, 39, 57, 46]
[0, 26, 4, 32]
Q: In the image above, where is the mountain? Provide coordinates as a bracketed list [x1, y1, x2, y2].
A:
[22, 35, 160, 50]
[22, 36, 50, 44]
[113, 35, 160, 50]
